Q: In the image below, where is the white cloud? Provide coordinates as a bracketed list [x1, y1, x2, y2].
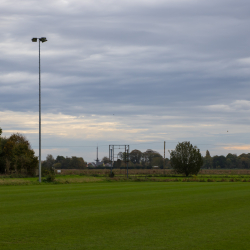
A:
[206, 100, 250, 113]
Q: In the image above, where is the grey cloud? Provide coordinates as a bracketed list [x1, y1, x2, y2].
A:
[1, 0, 250, 160]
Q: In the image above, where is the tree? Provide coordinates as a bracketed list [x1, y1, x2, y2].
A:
[117, 152, 124, 160]
[2, 133, 38, 175]
[130, 149, 142, 164]
[71, 156, 86, 169]
[203, 150, 212, 169]
[163, 158, 171, 169]
[226, 153, 238, 169]
[141, 149, 162, 167]
[170, 141, 203, 176]
[55, 155, 65, 164]
[114, 159, 122, 168]
[0, 131, 8, 173]
[238, 154, 250, 169]
[102, 156, 109, 164]
[212, 155, 226, 169]
[46, 154, 55, 169]
[152, 157, 163, 168]
[117, 152, 129, 162]
[53, 163, 61, 169]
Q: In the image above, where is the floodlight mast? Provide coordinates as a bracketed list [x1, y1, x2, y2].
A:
[31, 37, 47, 183]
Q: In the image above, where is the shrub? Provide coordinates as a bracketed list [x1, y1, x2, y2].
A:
[109, 172, 115, 178]
[43, 172, 56, 182]
[207, 178, 215, 182]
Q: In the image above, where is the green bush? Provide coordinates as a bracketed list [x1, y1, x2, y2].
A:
[42, 172, 56, 182]
[109, 172, 115, 178]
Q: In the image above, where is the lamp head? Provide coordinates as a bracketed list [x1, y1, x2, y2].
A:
[40, 37, 47, 43]
[31, 38, 37, 42]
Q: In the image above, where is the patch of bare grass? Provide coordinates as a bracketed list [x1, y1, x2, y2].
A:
[0, 178, 35, 186]
[199, 169, 250, 175]
[56, 177, 104, 184]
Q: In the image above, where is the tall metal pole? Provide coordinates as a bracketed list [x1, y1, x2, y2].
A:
[164, 141, 165, 169]
[109, 145, 110, 162]
[32, 37, 47, 182]
[110, 149, 113, 174]
[39, 39, 41, 183]
[112, 145, 114, 173]
[125, 145, 127, 177]
[127, 148, 129, 178]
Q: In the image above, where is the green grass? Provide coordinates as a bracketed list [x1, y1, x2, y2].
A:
[1, 182, 250, 249]
[1, 174, 250, 186]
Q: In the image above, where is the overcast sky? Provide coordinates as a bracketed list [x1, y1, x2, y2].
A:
[1, 0, 250, 162]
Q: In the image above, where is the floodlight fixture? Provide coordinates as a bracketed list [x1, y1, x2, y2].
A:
[31, 36, 47, 183]
[31, 37, 48, 43]
[40, 37, 47, 43]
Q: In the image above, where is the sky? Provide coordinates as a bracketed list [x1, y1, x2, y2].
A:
[1, 0, 250, 162]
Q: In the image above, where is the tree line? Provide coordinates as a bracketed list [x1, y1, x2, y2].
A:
[30, 148, 250, 171]
[100, 148, 250, 170]
[203, 150, 250, 169]
[42, 154, 86, 172]
[101, 149, 171, 169]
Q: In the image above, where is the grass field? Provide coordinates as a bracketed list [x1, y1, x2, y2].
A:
[1, 182, 250, 249]
[1, 169, 250, 185]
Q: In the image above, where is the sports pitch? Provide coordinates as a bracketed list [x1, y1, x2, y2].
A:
[1, 182, 250, 249]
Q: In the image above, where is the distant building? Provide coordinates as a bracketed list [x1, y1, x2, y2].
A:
[96, 161, 103, 167]
[87, 162, 96, 167]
